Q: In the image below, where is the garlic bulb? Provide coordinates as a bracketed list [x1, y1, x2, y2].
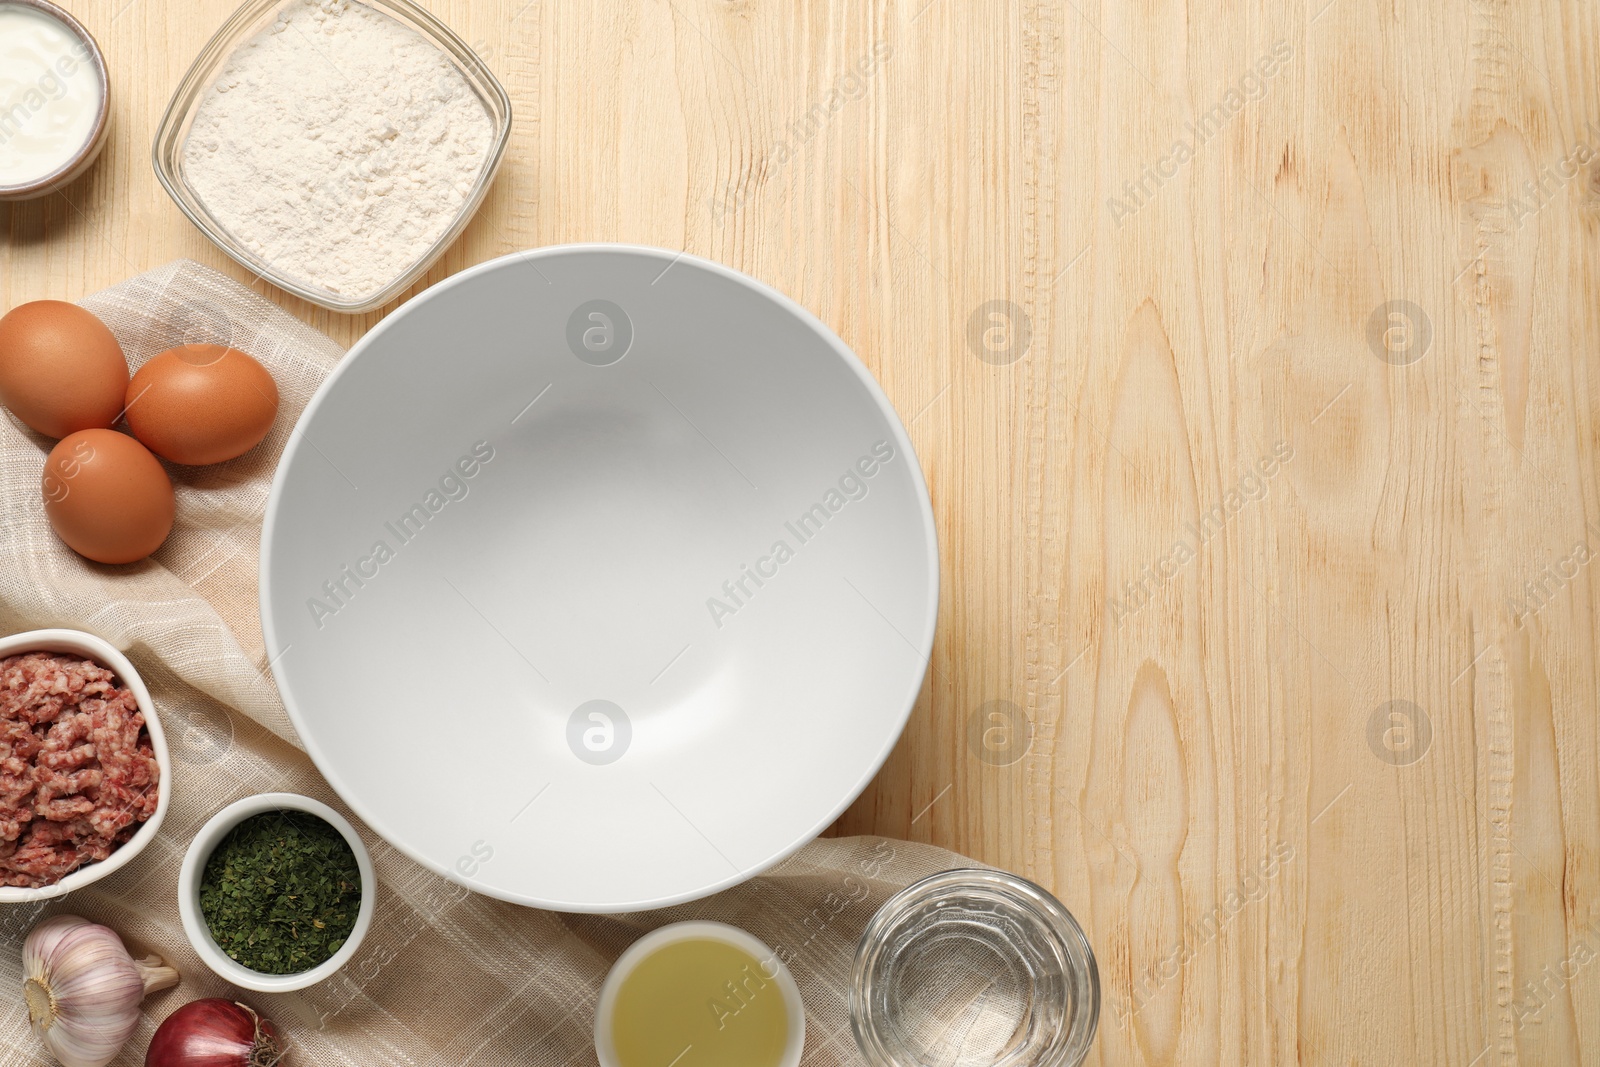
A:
[23, 914, 180, 1067]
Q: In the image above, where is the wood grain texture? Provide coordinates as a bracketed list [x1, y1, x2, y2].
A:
[4, 0, 1598, 1062]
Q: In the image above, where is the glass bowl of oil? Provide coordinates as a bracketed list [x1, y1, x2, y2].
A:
[850, 869, 1099, 1067]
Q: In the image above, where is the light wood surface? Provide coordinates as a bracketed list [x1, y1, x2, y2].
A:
[5, 0, 1599, 1062]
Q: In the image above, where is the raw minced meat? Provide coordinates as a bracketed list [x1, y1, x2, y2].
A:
[0, 651, 161, 888]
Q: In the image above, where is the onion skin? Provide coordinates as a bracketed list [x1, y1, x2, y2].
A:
[145, 1000, 283, 1067]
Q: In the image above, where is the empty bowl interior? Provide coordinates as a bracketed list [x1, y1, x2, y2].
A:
[261, 246, 938, 910]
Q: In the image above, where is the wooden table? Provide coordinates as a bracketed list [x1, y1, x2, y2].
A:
[5, 1, 1598, 1062]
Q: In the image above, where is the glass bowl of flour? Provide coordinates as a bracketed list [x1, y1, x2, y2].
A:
[152, 0, 511, 313]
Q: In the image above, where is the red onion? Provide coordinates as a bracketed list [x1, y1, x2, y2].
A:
[145, 1000, 283, 1067]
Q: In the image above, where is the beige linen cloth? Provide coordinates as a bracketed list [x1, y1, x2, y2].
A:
[0, 260, 977, 1066]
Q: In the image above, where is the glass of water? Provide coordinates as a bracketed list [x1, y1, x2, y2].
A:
[850, 869, 1099, 1067]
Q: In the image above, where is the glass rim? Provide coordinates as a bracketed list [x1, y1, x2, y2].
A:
[850, 867, 1100, 1067]
[149, 0, 513, 314]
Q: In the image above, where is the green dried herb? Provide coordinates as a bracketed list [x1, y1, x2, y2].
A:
[199, 809, 361, 975]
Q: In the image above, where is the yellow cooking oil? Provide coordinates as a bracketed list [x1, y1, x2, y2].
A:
[611, 937, 789, 1067]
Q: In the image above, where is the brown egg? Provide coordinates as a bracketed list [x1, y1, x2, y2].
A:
[42, 429, 176, 565]
[0, 301, 129, 438]
[124, 345, 280, 466]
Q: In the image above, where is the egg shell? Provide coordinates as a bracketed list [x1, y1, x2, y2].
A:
[0, 300, 129, 438]
[42, 429, 175, 565]
[124, 345, 280, 466]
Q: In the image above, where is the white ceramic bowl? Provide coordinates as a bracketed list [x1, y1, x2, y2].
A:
[0, 0, 111, 202]
[0, 629, 170, 902]
[261, 244, 939, 911]
[177, 792, 375, 992]
[595, 921, 804, 1067]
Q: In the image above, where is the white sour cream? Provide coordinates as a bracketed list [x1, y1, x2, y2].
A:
[0, 5, 102, 186]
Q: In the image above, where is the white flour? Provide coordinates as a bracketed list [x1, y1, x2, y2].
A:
[182, 0, 493, 302]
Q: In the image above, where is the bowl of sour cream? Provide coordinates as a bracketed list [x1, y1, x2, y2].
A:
[0, 0, 109, 201]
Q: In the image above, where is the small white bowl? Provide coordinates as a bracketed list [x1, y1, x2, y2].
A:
[594, 921, 805, 1067]
[0, 0, 111, 202]
[0, 629, 170, 903]
[178, 792, 375, 993]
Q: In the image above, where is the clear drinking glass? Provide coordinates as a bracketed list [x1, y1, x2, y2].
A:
[851, 869, 1099, 1067]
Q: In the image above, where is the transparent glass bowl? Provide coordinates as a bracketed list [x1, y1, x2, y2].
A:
[151, 0, 511, 313]
[851, 869, 1100, 1067]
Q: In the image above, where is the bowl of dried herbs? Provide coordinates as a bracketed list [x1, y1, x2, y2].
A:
[178, 792, 375, 992]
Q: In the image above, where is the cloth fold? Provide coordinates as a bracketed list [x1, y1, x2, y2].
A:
[0, 260, 969, 1066]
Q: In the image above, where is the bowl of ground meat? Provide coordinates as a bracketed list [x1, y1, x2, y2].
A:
[0, 629, 170, 901]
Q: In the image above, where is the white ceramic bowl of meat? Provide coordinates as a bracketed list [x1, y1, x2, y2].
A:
[261, 245, 938, 912]
[0, 629, 170, 902]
